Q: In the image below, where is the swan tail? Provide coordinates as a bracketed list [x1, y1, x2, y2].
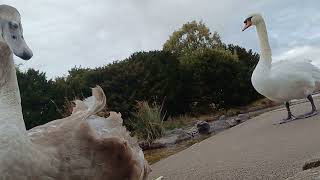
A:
[72, 85, 106, 118]
[300, 59, 320, 91]
[310, 63, 320, 91]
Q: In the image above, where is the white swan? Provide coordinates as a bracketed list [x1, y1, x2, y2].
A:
[242, 13, 320, 123]
[0, 4, 150, 179]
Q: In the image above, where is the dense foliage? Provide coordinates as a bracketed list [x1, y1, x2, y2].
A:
[16, 21, 261, 130]
[17, 69, 62, 129]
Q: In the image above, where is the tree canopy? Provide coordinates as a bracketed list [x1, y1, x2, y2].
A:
[163, 20, 222, 56]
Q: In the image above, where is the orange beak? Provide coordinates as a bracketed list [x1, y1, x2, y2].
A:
[242, 21, 252, 31]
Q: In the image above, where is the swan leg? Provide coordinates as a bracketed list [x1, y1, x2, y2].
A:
[279, 102, 296, 124]
[298, 95, 318, 118]
[307, 95, 317, 113]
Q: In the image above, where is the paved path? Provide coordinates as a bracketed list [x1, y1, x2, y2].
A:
[149, 98, 320, 180]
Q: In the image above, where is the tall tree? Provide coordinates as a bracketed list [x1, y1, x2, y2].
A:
[163, 20, 222, 56]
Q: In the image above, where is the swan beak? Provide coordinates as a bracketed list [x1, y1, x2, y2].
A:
[242, 21, 252, 31]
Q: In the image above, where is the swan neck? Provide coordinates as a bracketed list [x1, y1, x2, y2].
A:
[256, 20, 272, 62]
[0, 44, 26, 131]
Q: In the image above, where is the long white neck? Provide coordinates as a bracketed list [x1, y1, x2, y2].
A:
[0, 43, 26, 134]
[255, 19, 272, 71]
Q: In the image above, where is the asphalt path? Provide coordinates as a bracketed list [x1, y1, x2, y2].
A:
[149, 98, 320, 180]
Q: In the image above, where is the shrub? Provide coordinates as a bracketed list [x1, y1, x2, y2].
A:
[129, 101, 165, 143]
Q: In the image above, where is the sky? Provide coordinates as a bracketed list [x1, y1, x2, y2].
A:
[1, 0, 320, 78]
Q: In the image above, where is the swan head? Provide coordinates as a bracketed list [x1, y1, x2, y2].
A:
[0, 5, 33, 60]
[242, 13, 264, 31]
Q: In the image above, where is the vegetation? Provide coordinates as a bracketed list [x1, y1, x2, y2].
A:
[128, 101, 165, 143]
[16, 21, 261, 142]
[163, 115, 189, 130]
[163, 20, 222, 56]
[17, 69, 63, 129]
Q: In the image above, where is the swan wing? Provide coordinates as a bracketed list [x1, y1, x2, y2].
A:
[271, 59, 320, 82]
[268, 59, 320, 100]
[28, 86, 151, 179]
[71, 86, 106, 118]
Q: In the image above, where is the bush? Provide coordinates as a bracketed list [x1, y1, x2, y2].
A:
[128, 101, 165, 143]
[17, 69, 63, 129]
[177, 48, 260, 112]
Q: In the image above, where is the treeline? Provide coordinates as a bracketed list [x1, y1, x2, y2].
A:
[17, 21, 261, 130]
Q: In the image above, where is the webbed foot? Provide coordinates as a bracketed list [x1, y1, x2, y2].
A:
[297, 110, 318, 119]
[278, 115, 296, 124]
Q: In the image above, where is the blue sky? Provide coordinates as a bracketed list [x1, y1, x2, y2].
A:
[1, 0, 320, 78]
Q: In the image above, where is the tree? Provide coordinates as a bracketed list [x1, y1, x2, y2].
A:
[163, 20, 222, 56]
[96, 51, 181, 120]
[180, 48, 260, 112]
[17, 69, 63, 129]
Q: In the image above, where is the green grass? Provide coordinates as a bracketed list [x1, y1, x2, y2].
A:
[129, 101, 165, 143]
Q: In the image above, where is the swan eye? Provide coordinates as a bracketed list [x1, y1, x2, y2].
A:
[12, 35, 17, 39]
[244, 17, 252, 23]
[8, 22, 19, 29]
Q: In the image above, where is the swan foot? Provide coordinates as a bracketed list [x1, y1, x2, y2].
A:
[278, 116, 296, 124]
[277, 112, 297, 124]
[297, 110, 318, 119]
[276, 110, 318, 125]
[278, 101, 297, 124]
